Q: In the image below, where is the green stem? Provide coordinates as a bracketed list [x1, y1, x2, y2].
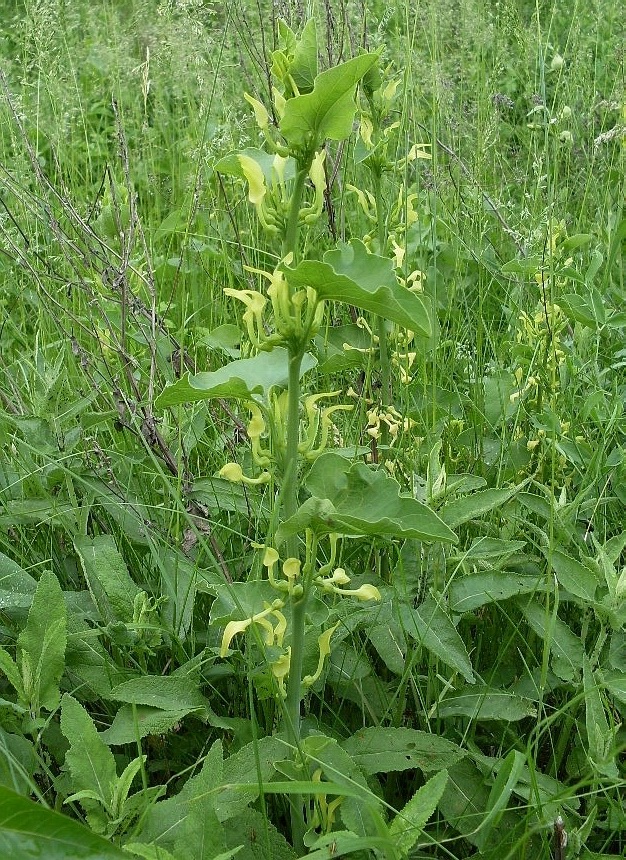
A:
[282, 347, 307, 737]
[282, 166, 309, 260]
[372, 167, 391, 448]
[281, 349, 308, 851]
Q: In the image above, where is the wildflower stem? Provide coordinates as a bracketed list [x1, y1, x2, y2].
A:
[282, 165, 309, 260]
[372, 168, 391, 449]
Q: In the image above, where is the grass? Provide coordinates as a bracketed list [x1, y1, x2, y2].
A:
[0, 0, 624, 858]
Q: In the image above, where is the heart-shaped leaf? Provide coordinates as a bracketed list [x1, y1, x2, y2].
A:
[156, 348, 316, 407]
[280, 54, 378, 148]
[283, 239, 431, 335]
[276, 452, 456, 544]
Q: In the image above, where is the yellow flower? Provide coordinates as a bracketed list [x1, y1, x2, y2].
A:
[219, 462, 244, 482]
[303, 623, 340, 686]
[219, 600, 284, 657]
[271, 647, 291, 697]
[220, 618, 253, 657]
[244, 92, 269, 130]
[237, 154, 267, 206]
[218, 462, 271, 486]
[347, 584, 381, 602]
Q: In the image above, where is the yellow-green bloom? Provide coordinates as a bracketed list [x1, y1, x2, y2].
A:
[271, 647, 291, 697]
[218, 462, 271, 486]
[237, 154, 266, 206]
[219, 599, 285, 657]
[303, 623, 340, 686]
[244, 92, 269, 130]
[223, 288, 267, 346]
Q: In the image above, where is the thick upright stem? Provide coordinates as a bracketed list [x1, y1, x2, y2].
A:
[282, 347, 307, 736]
[282, 349, 308, 854]
[282, 167, 309, 261]
[372, 168, 391, 448]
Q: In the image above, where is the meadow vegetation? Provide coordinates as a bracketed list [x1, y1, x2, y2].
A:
[0, 1, 624, 858]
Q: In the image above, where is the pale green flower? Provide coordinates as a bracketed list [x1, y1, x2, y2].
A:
[244, 92, 269, 130]
[237, 154, 267, 205]
[303, 623, 339, 686]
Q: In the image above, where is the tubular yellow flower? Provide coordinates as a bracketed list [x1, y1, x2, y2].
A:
[243, 92, 269, 130]
[282, 557, 301, 582]
[271, 647, 291, 697]
[237, 154, 267, 206]
[303, 623, 340, 686]
[219, 462, 244, 482]
[272, 86, 286, 120]
[344, 583, 381, 602]
[263, 546, 280, 568]
[220, 599, 285, 657]
[223, 288, 267, 346]
[220, 618, 252, 657]
[346, 185, 376, 221]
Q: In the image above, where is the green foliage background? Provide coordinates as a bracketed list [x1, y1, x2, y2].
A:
[0, 1, 623, 858]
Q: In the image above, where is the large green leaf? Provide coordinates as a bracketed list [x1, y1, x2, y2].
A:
[0, 786, 128, 859]
[101, 705, 205, 746]
[280, 54, 377, 148]
[397, 597, 474, 682]
[276, 453, 456, 545]
[283, 239, 431, 335]
[156, 348, 316, 408]
[74, 535, 140, 625]
[341, 727, 464, 774]
[17, 570, 66, 713]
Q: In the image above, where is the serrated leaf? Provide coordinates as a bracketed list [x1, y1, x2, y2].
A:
[174, 740, 225, 860]
[74, 535, 139, 625]
[341, 727, 464, 774]
[475, 750, 525, 851]
[548, 549, 598, 603]
[156, 348, 316, 408]
[60, 694, 116, 814]
[366, 615, 407, 674]
[17, 570, 66, 713]
[283, 239, 431, 335]
[0, 786, 128, 859]
[277, 453, 456, 545]
[280, 54, 378, 147]
[397, 597, 474, 682]
[101, 705, 203, 746]
[583, 657, 619, 778]
[109, 675, 208, 712]
[0, 648, 24, 700]
[389, 770, 448, 856]
[518, 598, 584, 682]
[440, 485, 521, 529]
[437, 686, 536, 721]
[448, 571, 547, 613]
[0, 552, 37, 610]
